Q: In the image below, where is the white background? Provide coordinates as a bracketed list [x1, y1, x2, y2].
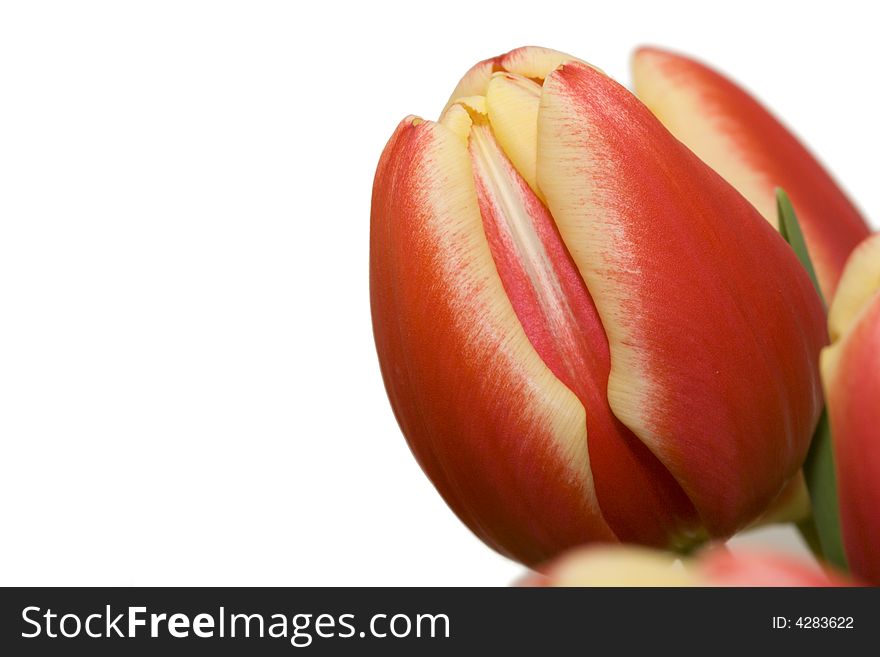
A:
[1, 1, 877, 586]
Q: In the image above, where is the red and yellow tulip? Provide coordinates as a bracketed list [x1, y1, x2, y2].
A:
[519, 545, 850, 587]
[632, 47, 871, 300]
[370, 47, 827, 565]
[822, 234, 880, 585]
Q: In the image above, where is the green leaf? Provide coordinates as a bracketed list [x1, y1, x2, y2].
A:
[776, 189, 848, 571]
[800, 411, 848, 570]
[777, 189, 825, 306]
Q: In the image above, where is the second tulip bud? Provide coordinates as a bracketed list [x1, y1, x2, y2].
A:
[371, 47, 827, 565]
[822, 234, 880, 584]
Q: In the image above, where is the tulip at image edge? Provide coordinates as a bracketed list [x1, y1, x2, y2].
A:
[822, 234, 880, 585]
[518, 545, 851, 587]
[370, 46, 827, 566]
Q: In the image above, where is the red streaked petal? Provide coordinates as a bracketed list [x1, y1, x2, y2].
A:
[468, 118, 699, 547]
[822, 238, 880, 584]
[632, 47, 871, 299]
[499, 46, 580, 81]
[699, 549, 850, 587]
[537, 61, 827, 538]
[370, 116, 615, 564]
[444, 46, 585, 115]
[518, 545, 852, 587]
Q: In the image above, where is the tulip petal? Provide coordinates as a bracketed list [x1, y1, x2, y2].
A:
[521, 545, 850, 587]
[498, 46, 584, 81]
[699, 549, 847, 587]
[445, 47, 588, 113]
[486, 72, 542, 197]
[827, 234, 880, 342]
[822, 234, 880, 584]
[451, 48, 702, 548]
[537, 61, 827, 537]
[750, 470, 810, 527]
[524, 546, 696, 587]
[632, 47, 870, 299]
[465, 106, 699, 548]
[443, 56, 500, 115]
[370, 116, 616, 564]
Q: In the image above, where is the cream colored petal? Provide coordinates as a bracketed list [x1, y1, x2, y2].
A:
[543, 546, 696, 586]
[443, 57, 497, 114]
[827, 233, 880, 343]
[632, 48, 779, 230]
[501, 46, 588, 81]
[486, 72, 543, 198]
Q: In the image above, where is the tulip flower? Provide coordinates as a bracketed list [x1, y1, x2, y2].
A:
[371, 46, 827, 566]
[821, 233, 880, 585]
[519, 545, 850, 587]
[632, 47, 871, 300]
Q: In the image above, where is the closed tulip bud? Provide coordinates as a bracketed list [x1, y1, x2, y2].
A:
[632, 47, 871, 300]
[520, 546, 850, 587]
[821, 233, 880, 584]
[371, 47, 827, 565]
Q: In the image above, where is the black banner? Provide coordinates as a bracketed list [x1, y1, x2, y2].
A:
[1, 587, 876, 654]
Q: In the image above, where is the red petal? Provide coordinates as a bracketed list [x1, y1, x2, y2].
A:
[824, 280, 880, 584]
[538, 61, 827, 537]
[371, 117, 615, 564]
[633, 47, 871, 299]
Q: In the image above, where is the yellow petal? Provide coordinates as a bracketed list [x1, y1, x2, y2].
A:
[486, 72, 543, 198]
[827, 233, 880, 343]
[543, 546, 696, 586]
[501, 46, 588, 81]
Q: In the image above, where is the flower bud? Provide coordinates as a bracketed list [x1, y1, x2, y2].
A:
[371, 47, 827, 565]
[821, 233, 880, 584]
